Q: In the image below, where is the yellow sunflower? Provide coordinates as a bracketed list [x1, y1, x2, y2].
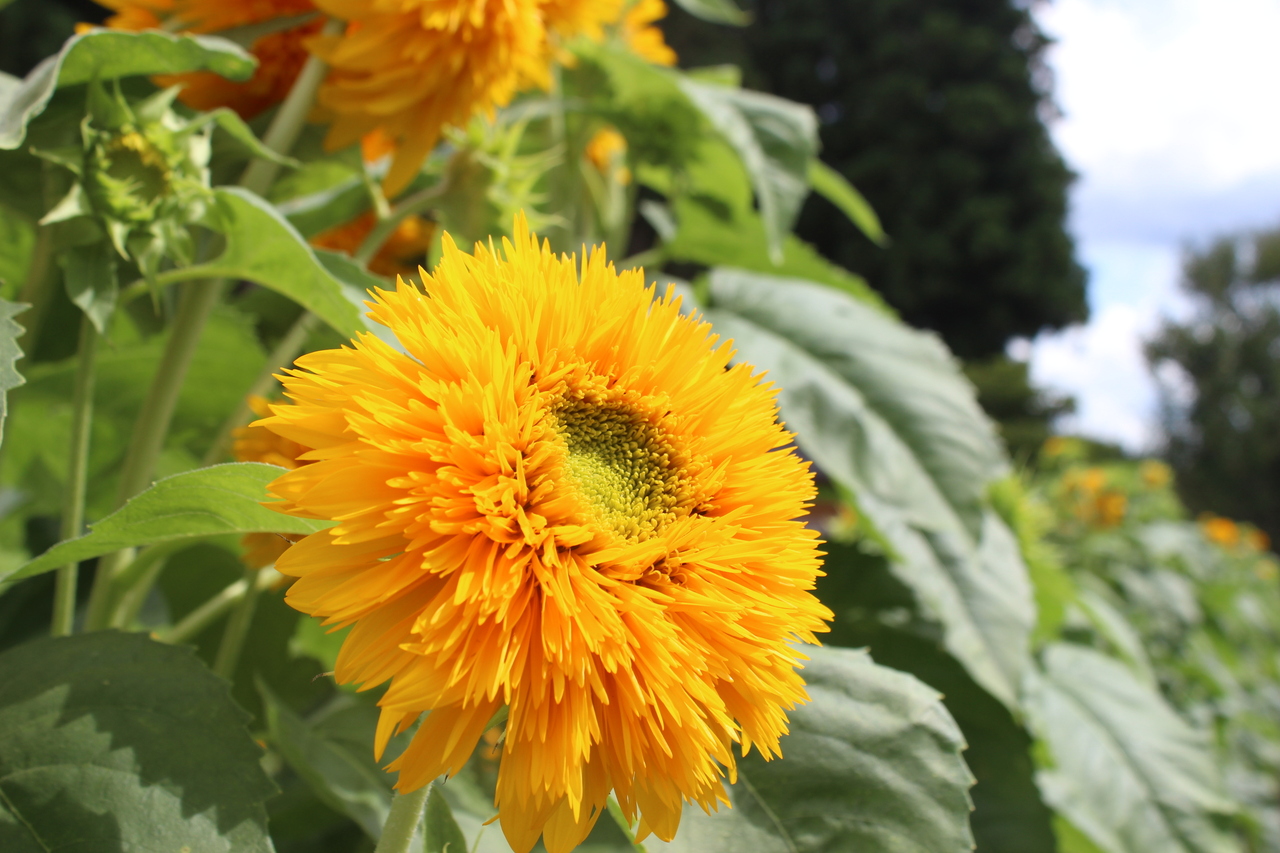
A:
[259, 214, 830, 852]
[309, 0, 552, 197]
[621, 0, 676, 66]
[95, 0, 320, 119]
[541, 0, 624, 40]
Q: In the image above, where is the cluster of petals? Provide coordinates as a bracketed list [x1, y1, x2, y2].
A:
[259, 216, 831, 852]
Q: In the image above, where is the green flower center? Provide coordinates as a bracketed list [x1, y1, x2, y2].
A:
[552, 399, 689, 541]
[103, 131, 171, 207]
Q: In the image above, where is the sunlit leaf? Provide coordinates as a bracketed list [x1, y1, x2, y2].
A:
[648, 645, 975, 853]
[0, 298, 24, 446]
[5, 462, 329, 583]
[0, 30, 254, 150]
[0, 631, 276, 852]
[1026, 643, 1241, 853]
[808, 158, 887, 246]
[669, 0, 750, 25]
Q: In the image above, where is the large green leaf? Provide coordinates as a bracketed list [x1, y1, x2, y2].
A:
[649, 644, 975, 853]
[0, 299, 24, 445]
[184, 187, 365, 335]
[678, 80, 818, 262]
[0, 30, 254, 150]
[1025, 643, 1241, 853]
[0, 631, 276, 852]
[5, 462, 329, 583]
[704, 268, 1032, 709]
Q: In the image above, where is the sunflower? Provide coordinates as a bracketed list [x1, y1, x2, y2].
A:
[259, 214, 830, 852]
[309, 0, 552, 197]
[95, 0, 320, 119]
[541, 0, 624, 40]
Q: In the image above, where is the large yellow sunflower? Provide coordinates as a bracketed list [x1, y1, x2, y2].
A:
[259, 215, 830, 852]
[308, 0, 552, 197]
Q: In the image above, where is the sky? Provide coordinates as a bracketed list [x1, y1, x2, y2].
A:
[1021, 0, 1280, 451]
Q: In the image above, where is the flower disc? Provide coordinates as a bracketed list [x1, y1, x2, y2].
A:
[262, 216, 830, 853]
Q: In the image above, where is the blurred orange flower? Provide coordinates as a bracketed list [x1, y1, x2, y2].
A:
[1200, 514, 1241, 549]
[622, 0, 676, 66]
[233, 396, 311, 569]
[1139, 459, 1172, 489]
[311, 211, 436, 278]
[96, 0, 320, 119]
[585, 126, 631, 184]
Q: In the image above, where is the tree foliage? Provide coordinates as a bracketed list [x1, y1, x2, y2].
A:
[1147, 231, 1280, 545]
[664, 0, 1088, 357]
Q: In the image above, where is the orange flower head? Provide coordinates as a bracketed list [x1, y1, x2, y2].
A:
[622, 0, 676, 66]
[309, 0, 552, 197]
[96, 0, 319, 118]
[541, 0, 624, 40]
[1139, 459, 1172, 489]
[1200, 514, 1241, 549]
[311, 211, 436, 279]
[234, 395, 311, 568]
[259, 214, 831, 853]
[585, 126, 631, 184]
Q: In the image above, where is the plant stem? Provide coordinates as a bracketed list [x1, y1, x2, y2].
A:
[238, 16, 342, 197]
[354, 179, 450, 265]
[202, 311, 320, 466]
[51, 316, 98, 637]
[374, 787, 431, 853]
[157, 568, 281, 645]
[213, 566, 264, 679]
[107, 542, 181, 629]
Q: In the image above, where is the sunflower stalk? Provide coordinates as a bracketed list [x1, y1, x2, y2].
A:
[51, 316, 99, 637]
[156, 568, 282, 645]
[212, 566, 264, 679]
[374, 786, 431, 853]
[353, 177, 451, 265]
[86, 44, 331, 628]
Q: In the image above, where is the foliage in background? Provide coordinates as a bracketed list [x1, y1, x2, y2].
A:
[1147, 228, 1280, 546]
[663, 0, 1088, 358]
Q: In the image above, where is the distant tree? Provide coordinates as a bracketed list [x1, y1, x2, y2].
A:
[964, 355, 1074, 462]
[1147, 230, 1280, 543]
[664, 0, 1088, 358]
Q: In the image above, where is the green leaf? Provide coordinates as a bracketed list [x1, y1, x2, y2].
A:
[669, 0, 751, 25]
[1025, 643, 1242, 853]
[5, 462, 329, 583]
[0, 631, 276, 852]
[425, 785, 469, 853]
[807, 159, 886, 246]
[59, 240, 118, 332]
[678, 81, 818, 262]
[0, 201, 34, 293]
[188, 187, 365, 336]
[705, 267, 1032, 709]
[0, 299, 24, 445]
[648, 645, 975, 853]
[0, 30, 255, 150]
[260, 682, 393, 839]
[202, 107, 301, 168]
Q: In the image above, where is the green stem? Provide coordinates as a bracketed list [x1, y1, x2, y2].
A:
[353, 179, 450, 265]
[51, 316, 98, 637]
[213, 566, 264, 680]
[107, 542, 181, 629]
[15, 218, 55, 358]
[202, 311, 320, 466]
[238, 16, 343, 196]
[374, 787, 431, 853]
[157, 568, 280, 645]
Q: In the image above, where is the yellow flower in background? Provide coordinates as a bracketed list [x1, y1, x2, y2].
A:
[1247, 528, 1271, 553]
[1200, 514, 1241, 549]
[311, 211, 436, 279]
[622, 0, 677, 66]
[541, 0, 624, 39]
[585, 126, 631, 184]
[1094, 492, 1127, 529]
[234, 396, 311, 569]
[1139, 459, 1172, 489]
[259, 215, 830, 853]
[95, 0, 320, 119]
[309, 0, 552, 197]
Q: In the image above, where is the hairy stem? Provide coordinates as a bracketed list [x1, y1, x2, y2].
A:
[374, 787, 431, 853]
[238, 17, 342, 196]
[157, 568, 281, 645]
[213, 566, 264, 680]
[51, 317, 98, 636]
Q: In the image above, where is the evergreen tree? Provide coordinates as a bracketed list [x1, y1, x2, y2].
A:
[665, 0, 1088, 358]
[1147, 230, 1280, 543]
